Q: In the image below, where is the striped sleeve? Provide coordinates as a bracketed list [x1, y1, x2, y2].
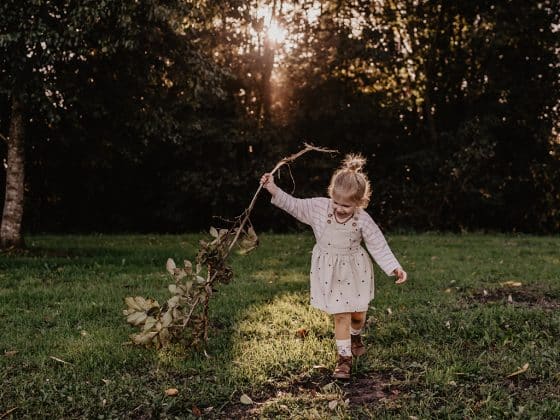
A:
[270, 188, 321, 227]
[361, 212, 401, 276]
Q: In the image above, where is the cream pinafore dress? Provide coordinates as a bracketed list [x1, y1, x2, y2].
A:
[309, 209, 374, 314]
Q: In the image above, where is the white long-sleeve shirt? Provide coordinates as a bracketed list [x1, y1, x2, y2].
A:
[271, 188, 402, 276]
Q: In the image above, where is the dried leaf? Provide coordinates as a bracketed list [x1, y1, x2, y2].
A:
[501, 281, 522, 287]
[296, 327, 308, 339]
[328, 400, 338, 410]
[507, 363, 529, 378]
[240, 394, 253, 405]
[165, 388, 179, 396]
[4, 350, 18, 357]
[168, 284, 178, 294]
[127, 312, 147, 326]
[209, 227, 219, 238]
[166, 258, 176, 274]
[125, 296, 142, 311]
[161, 311, 173, 328]
[192, 405, 202, 417]
[132, 331, 158, 345]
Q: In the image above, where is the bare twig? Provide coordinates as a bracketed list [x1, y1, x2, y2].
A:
[0, 133, 7, 144]
[49, 356, 73, 365]
[227, 143, 337, 254]
[0, 407, 17, 419]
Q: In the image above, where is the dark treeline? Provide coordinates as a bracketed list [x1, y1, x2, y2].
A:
[1, 0, 559, 238]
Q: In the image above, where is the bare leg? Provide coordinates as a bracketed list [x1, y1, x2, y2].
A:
[351, 311, 366, 331]
[333, 312, 353, 379]
[350, 311, 367, 357]
[334, 312, 351, 340]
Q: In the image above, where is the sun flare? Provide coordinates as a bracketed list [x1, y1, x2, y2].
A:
[266, 19, 287, 44]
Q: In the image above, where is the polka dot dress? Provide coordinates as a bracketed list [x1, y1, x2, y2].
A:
[309, 212, 374, 314]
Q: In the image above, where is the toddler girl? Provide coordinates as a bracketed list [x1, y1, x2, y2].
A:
[260, 154, 407, 379]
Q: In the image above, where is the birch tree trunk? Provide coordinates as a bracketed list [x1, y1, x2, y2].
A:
[1, 96, 26, 248]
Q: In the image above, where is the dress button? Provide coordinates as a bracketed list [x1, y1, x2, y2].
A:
[352, 222, 357, 227]
[328, 213, 333, 217]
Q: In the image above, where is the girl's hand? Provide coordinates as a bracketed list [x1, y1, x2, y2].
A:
[260, 173, 278, 196]
[394, 268, 407, 284]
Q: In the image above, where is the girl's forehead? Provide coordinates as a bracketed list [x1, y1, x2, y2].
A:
[331, 191, 355, 206]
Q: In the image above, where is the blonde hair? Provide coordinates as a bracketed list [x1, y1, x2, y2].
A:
[328, 154, 372, 208]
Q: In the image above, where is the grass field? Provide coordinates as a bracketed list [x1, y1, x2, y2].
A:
[1, 233, 559, 418]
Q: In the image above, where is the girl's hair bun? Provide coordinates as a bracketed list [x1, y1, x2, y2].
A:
[342, 153, 366, 172]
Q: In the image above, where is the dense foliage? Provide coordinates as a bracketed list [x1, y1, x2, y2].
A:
[1, 0, 559, 233]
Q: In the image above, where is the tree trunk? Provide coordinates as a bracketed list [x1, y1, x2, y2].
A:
[1, 96, 26, 249]
[259, 0, 278, 125]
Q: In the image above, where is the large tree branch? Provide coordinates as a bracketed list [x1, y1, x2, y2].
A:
[227, 142, 338, 254]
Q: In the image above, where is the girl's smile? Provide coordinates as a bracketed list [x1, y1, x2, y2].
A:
[331, 193, 357, 221]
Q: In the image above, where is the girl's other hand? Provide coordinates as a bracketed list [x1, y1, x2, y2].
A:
[260, 173, 278, 195]
[394, 268, 407, 284]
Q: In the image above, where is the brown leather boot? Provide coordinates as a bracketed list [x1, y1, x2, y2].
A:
[351, 334, 366, 356]
[332, 355, 352, 379]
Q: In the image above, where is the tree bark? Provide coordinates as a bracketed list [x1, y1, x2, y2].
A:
[1, 96, 26, 248]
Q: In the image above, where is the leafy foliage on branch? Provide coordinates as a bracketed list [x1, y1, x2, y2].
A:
[123, 225, 258, 349]
[123, 144, 335, 350]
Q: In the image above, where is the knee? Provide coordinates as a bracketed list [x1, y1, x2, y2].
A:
[334, 313, 351, 324]
[351, 312, 365, 322]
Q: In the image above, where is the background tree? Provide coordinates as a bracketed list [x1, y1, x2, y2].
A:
[0, 0, 220, 246]
[1, 0, 559, 235]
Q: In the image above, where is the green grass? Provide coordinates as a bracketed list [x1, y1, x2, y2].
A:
[1, 233, 559, 418]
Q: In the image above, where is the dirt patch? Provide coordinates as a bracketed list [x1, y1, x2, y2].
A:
[465, 286, 560, 310]
[218, 369, 408, 418]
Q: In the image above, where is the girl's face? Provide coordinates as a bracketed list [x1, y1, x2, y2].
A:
[331, 191, 357, 219]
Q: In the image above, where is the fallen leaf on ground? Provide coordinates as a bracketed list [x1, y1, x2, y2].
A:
[312, 364, 328, 370]
[386, 307, 393, 315]
[296, 327, 308, 338]
[191, 405, 202, 417]
[507, 294, 513, 303]
[4, 350, 18, 357]
[501, 281, 522, 287]
[328, 400, 338, 410]
[240, 394, 253, 405]
[165, 388, 179, 396]
[507, 363, 529, 378]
